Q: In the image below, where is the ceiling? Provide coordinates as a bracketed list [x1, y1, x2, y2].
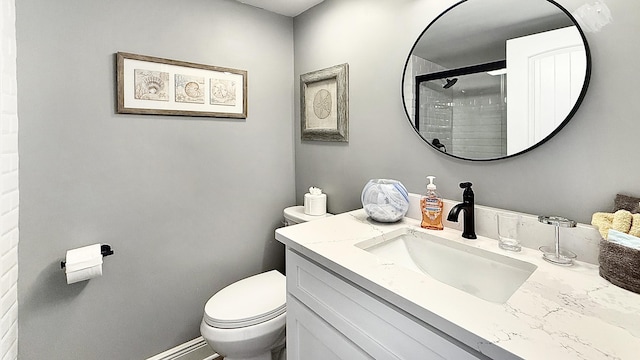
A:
[234, 0, 325, 17]
[412, 0, 573, 69]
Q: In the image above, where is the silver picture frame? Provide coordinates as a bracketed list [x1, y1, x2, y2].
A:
[300, 63, 349, 142]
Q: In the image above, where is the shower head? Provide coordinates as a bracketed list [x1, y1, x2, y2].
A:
[443, 78, 458, 89]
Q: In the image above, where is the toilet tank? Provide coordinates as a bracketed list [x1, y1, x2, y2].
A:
[283, 206, 332, 226]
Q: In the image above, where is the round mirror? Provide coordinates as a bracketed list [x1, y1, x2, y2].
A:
[402, 0, 591, 161]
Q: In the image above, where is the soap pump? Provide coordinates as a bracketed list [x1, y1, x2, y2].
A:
[421, 176, 444, 230]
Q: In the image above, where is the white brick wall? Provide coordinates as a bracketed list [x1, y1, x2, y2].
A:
[0, 0, 19, 359]
[403, 55, 448, 122]
[410, 55, 507, 159]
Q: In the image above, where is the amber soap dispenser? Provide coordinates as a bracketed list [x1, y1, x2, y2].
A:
[421, 176, 444, 230]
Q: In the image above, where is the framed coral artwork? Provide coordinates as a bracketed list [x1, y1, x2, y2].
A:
[116, 52, 247, 118]
[300, 63, 349, 142]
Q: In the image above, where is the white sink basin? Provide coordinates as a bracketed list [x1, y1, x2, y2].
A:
[356, 229, 537, 304]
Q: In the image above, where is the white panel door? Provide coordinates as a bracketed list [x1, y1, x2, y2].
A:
[506, 26, 586, 154]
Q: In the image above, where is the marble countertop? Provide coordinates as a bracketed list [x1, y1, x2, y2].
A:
[275, 209, 640, 360]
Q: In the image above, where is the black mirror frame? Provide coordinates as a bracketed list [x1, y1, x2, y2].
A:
[401, 0, 592, 161]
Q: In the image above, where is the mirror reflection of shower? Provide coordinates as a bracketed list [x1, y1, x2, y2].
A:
[432, 138, 447, 152]
[415, 61, 507, 159]
[442, 78, 458, 89]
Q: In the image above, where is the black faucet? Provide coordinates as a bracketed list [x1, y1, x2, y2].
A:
[447, 182, 477, 239]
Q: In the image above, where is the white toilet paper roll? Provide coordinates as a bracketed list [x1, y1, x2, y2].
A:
[66, 265, 103, 284]
[65, 244, 104, 284]
[304, 193, 327, 216]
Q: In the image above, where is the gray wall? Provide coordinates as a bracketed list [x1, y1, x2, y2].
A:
[17, 0, 294, 359]
[15, 0, 640, 358]
[294, 0, 640, 225]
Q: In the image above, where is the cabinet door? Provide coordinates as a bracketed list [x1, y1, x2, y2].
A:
[287, 294, 373, 360]
[286, 249, 484, 360]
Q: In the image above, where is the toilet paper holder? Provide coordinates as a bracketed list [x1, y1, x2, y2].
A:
[60, 244, 114, 269]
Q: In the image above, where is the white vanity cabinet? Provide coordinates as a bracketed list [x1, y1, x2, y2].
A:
[285, 248, 486, 360]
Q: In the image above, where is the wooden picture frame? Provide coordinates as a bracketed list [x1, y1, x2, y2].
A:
[116, 52, 247, 118]
[300, 63, 349, 142]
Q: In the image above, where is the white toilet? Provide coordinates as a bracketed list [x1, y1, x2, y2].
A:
[200, 206, 331, 360]
[282, 205, 332, 226]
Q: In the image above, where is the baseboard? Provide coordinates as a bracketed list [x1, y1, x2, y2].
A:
[147, 336, 220, 360]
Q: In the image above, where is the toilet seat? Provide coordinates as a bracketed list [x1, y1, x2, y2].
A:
[204, 270, 286, 329]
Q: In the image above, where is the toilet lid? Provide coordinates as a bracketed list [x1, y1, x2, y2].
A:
[204, 270, 286, 329]
[284, 206, 332, 224]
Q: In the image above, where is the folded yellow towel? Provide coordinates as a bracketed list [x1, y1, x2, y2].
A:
[612, 210, 633, 233]
[630, 214, 640, 237]
[593, 212, 615, 222]
[593, 210, 639, 240]
[592, 212, 615, 239]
